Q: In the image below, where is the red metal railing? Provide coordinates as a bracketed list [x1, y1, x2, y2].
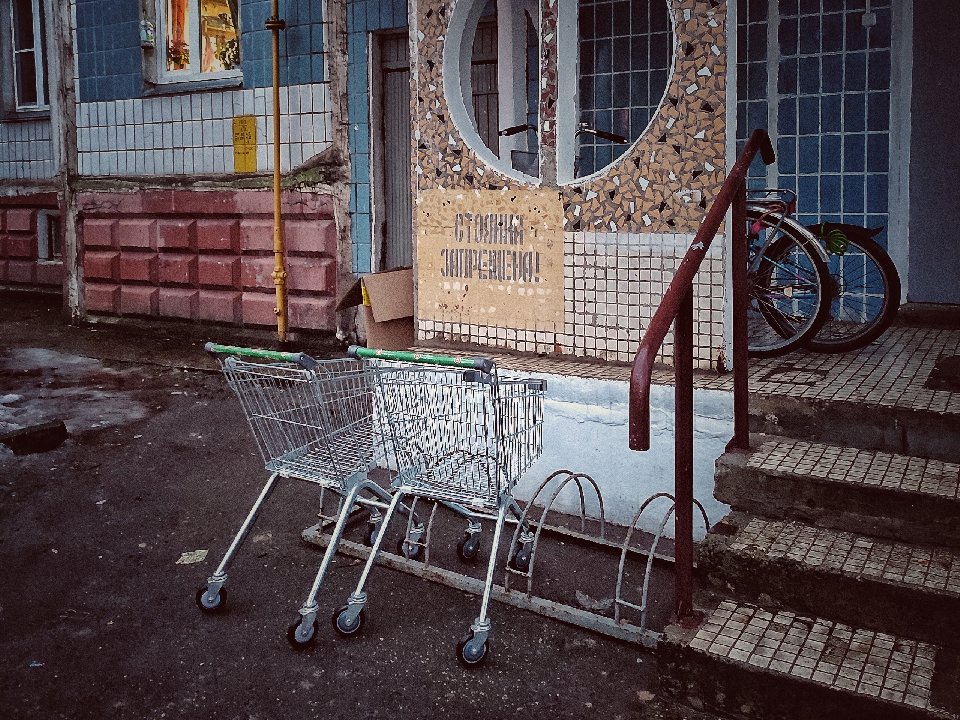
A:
[628, 129, 775, 622]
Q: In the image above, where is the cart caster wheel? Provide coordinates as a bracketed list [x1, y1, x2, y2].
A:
[332, 605, 365, 636]
[509, 545, 531, 572]
[195, 585, 226, 613]
[396, 538, 421, 559]
[365, 522, 380, 547]
[456, 533, 481, 563]
[287, 616, 319, 648]
[457, 632, 488, 667]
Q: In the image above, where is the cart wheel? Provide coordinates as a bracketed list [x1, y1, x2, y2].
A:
[195, 585, 227, 613]
[509, 545, 531, 572]
[287, 616, 319, 648]
[364, 522, 380, 547]
[456, 533, 481, 563]
[332, 604, 365, 636]
[457, 632, 488, 667]
[396, 538, 421, 560]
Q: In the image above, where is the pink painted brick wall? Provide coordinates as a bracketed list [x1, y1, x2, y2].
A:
[242, 292, 278, 326]
[77, 188, 338, 331]
[159, 288, 200, 319]
[158, 254, 198, 286]
[198, 290, 241, 324]
[198, 256, 241, 289]
[120, 286, 159, 316]
[5, 209, 34, 232]
[7, 260, 36, 283]
[117, 219, 157, 250]
[85, 283, 121, 314]
[158, 220, 196, 251]
[120, 253, 157, 283]
[83, 219, 118, 248]
[286, 257, 335, 292]
[35, 263, 63, 287]
[84, 251, 120, 281]
[197, 219, 241, 252]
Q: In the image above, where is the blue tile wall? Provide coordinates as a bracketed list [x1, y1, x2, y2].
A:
[347, 0, 407, 274]
[737, 0, 893, 247]
[75, 0, 328, 102]
[74, 0, 141, 102]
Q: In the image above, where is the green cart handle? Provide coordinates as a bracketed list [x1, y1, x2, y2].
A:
[348, 345, 494, 374]
[204, 342, 319, 370]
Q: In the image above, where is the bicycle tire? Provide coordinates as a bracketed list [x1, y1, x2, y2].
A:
[804, 233, 901, 353]
[746, 209, 831, 358]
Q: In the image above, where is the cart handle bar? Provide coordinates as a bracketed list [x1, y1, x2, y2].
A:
[348, 345, 494, 373]
[204, 342, 319, 370]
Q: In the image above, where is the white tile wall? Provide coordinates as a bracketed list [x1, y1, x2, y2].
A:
[0, 119, 55, 180]
[417, 231, 727, 369]
[76, 82, 334, 177]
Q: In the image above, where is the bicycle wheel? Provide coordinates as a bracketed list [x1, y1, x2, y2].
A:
[746, 210, 830, 358]
[804, 233, 901, 353]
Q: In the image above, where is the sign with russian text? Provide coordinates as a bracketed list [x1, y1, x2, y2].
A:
[232, 115, 257, 173]
[416, 188, 564, 329]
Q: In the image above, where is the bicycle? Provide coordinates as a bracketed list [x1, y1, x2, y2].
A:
[746, 190, 901, 354]
[742, 194, 832, 358]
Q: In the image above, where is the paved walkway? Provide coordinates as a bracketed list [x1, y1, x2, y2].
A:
[420, 326, 960, 416]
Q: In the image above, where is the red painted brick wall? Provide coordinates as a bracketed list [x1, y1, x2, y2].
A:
[0, 194, 63, 290]
[77, 189, 338, 330]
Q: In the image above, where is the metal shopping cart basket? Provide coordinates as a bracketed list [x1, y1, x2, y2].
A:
[196, 343, 423, 647]
[330, 346, 546, 666]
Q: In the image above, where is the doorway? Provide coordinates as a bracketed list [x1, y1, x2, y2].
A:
[372, 31, 413, 271]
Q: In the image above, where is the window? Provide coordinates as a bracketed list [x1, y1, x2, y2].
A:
[445, 0, 673, 183]
[574, 0, 673, 178]
[10, 0, 48, 109]
[37, 211, 61, 262]
[446, 0, 541, 181]
[157, 0, 240, 81]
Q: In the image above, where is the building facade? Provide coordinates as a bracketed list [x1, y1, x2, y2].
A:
[1, 0, 957, 361]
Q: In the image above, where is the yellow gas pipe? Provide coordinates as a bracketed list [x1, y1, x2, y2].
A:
[265, 1, 287, 343]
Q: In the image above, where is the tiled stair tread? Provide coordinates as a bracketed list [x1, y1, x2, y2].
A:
[731, 517, 960, 597]
[691, 600, 940, 711]
[748, 439, 960, 500]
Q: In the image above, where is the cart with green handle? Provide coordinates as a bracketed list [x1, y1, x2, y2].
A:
[196, 343, 424, 647]
[328, 346, 546, 666]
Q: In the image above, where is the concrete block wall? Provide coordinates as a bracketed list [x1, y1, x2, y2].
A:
[0, 195, 63, 289]
[78, 189, 337, 330]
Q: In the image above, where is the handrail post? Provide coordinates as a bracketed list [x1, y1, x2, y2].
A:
[727, 180, 750, 451]
[675, 287, 694, 620]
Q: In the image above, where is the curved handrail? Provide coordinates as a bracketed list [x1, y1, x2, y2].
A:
[628, 129, 775, 450]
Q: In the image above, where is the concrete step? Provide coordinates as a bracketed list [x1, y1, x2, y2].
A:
[715, 438, 960, 547]
[698, 513, 960, 648]
[748, 385, 960, 465]
[659, 600, 960, 720]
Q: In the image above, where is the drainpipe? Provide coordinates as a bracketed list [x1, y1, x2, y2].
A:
[266, 2, 288, 343]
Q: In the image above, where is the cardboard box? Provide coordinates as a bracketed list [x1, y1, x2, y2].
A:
[336, 267, 415, 350]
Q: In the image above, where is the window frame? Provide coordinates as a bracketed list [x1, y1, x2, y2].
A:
[8, 0, 48, 112]
[37, 209, 61, 263]
[154, 0, 241, 85]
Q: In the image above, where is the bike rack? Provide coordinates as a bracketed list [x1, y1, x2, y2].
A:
[306, 470, 711, 650]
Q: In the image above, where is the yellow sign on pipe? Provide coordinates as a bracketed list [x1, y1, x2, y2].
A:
[232, 115, 258, 173]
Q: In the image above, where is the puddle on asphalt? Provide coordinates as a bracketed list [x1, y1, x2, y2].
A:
[0, 348, 151, 438]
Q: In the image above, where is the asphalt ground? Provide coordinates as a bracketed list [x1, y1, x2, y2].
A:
[0, 291, 718, 720]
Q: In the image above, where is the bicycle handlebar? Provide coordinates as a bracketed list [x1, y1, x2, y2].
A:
[204, 342, 319, 370]
[348, 345, 494, 373]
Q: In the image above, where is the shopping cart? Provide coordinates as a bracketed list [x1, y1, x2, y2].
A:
[195, 343, 423, 647]
[331, 346, 546, 666]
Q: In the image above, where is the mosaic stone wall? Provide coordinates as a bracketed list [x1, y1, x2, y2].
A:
[412, 0, 729, 367]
